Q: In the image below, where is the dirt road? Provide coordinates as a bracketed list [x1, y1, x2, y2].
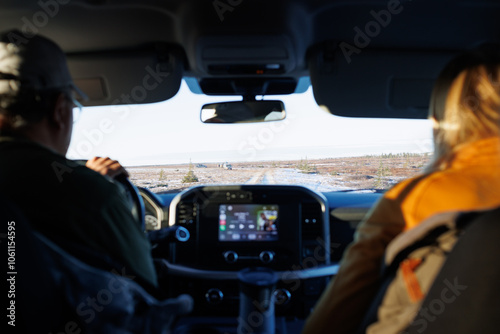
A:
[245, 170, 276, 184]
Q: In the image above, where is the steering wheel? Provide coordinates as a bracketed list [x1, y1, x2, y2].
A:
[74, 160, 146, 230]
[115, 174, 146, 230]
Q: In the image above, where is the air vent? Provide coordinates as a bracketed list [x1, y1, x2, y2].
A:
[177, 203, 197, 225]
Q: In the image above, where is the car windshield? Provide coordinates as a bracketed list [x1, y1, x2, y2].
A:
[68, 79, 433, 193]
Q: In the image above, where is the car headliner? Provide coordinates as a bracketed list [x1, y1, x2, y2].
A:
[1, 0, 499, 117]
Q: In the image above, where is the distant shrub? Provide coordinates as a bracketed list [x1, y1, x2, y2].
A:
[362, 152, 429, 159]
[374, 160, 391, 189]
[297, 157, 318, 174]
[182, 161, 199, 183]
[182, 170, 199, 183]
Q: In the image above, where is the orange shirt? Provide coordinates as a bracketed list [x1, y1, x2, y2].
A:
[389, 136, 500, 229]
[303, 136, 500, 334]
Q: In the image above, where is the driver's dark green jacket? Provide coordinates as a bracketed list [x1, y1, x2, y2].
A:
[0, 136, 158, 287]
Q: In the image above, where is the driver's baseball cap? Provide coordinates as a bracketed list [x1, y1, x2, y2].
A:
[0, 29, 87, 100]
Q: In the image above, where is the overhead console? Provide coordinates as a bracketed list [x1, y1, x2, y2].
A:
[196, 35, 296, 77]
[175, 0, 312, 96]
[160, 185, 336, 318]
[192, 35, 306, 96]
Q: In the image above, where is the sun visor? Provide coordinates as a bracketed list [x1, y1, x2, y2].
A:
[67, 45, 183, 106]
[309, 46, 456, 118]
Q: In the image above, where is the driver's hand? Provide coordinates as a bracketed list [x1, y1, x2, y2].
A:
[86, 157, 129, 179]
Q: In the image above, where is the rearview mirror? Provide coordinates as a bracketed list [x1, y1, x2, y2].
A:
[201, 100, 286, 124]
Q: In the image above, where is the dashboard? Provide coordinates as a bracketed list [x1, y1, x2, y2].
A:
[142, 184, 381, 329]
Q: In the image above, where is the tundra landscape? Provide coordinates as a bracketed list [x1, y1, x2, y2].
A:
[128, 153, 432, 193]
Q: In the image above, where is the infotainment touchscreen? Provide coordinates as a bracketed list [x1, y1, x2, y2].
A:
[218, 204, 278, 241]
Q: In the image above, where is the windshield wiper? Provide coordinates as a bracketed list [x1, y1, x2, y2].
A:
[329, 189, 385, 194]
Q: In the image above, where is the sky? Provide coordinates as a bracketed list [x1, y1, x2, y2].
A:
[67, 81, 434, 167]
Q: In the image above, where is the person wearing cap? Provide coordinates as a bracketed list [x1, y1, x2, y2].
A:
[0, 30, 158, 287]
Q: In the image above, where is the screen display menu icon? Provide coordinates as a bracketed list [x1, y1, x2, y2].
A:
[218, 204, 278, 242]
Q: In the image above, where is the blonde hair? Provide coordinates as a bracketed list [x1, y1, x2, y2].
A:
[427, 47, 500, 172]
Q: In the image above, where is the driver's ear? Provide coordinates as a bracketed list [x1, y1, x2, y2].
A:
[49, 92, 70, 129]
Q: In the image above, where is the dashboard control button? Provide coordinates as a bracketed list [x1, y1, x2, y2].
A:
[259, 251, 275, 264]
[223, 250, 238, 263]
[175, 226, 190, 242]
[274, 288, 292, 306]
[205, 288, 224, 305]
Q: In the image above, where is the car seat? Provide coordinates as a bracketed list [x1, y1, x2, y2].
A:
[1, 196, 193, 334]
[404, 207, 500, 334]
[356, 207, 500, 334]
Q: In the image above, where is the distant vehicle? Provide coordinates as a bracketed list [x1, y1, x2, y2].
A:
[195, 164, 207, 168]
[223, 162, 232, 170]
